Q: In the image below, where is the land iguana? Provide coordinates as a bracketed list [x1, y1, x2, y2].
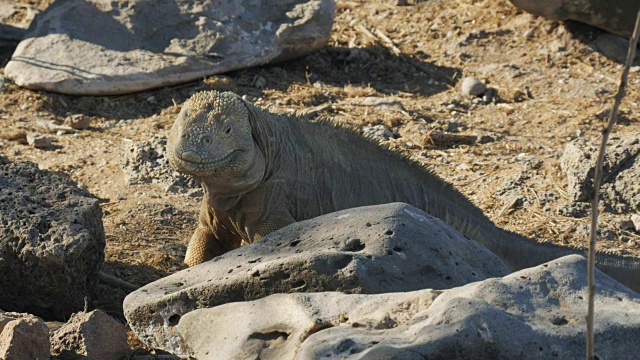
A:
[167, 90, 640, 292]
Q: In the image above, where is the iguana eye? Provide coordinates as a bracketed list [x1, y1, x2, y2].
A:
[224, 126, 232, 135]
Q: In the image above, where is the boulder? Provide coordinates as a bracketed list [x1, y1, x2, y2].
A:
[50, 310, 130, 360]
[509, 0, 640, 38]
[560, 132, 640, 213]
[4, 0, 337, 95]
[0, 312, 50, 360]
[0, 161, 105, 320]
[176, 255, 640, 360]
[124, 203, 509, 354]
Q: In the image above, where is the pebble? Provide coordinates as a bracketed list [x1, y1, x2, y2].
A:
[461, 76, 485, 96]
[362, 124, 394, 142]
[64, 114, 92, 130]
[26, 134, 52, 148]
[596, 33, 635, 62]
[253, 75, 267, 89]
[523, 30, 534, 38]
[631, 214, 640, 232]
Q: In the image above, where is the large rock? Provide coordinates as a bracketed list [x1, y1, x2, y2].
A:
[509, 0, 640, 38]
[0, 312, 50, 360]
[0, 161, 105, 320]
[121, 135, 202, 197]
[4, 0, 336, 95]
[175, 255, 640, 360]
[560, 132, 640, 213]
[50, 310, 130, 360]
[124, 203, 509, 354]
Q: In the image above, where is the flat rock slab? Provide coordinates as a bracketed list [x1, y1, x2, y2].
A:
[124, 203, 509, 354]
[4, 0, 336, 95]
[509, 0, 640, 38]
[560, 132, 640, 213]
[0, 161, 105, 320]
[177, 255, 640, 360]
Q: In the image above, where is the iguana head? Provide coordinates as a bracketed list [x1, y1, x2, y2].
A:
[168, 91, 265, 192]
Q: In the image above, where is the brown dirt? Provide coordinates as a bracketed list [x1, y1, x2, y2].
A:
[1, 0, 639, 331]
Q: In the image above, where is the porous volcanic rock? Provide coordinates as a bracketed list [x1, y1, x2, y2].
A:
[124, 203, 509, 354]
[560, 132, 640, 213]
[0, 161, 105, 320]
[177, 255, 640, 360]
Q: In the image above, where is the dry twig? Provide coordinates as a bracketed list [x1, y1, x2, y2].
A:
[586, 10, 640, 360]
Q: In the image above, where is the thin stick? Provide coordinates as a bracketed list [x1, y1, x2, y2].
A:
[586, 11, 640, 360]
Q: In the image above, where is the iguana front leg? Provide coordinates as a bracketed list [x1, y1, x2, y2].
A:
[184, 201, 242, 267]
[184, 225, 239, 267]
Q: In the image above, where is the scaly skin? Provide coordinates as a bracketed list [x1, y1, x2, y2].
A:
[168, 91, 640, 292]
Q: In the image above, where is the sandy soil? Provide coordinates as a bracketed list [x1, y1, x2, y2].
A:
[1, 0, 639, 328]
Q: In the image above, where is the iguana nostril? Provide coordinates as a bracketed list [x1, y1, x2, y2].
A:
[179, 151, 202, 163]
[201, 135, 212, 144]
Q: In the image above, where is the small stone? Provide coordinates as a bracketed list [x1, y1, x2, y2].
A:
[26, 134, 52, 148]
[0, 313, 50, 360]
[461, 76, 485, 96]
[50, 310, 129, 359]
[56, 130, 66, 136]
[596, 33, 635, 62]
[548, 40, 566, 52]
[576, 129, 583, 137]
[19, 102, 31, 111]
[146, 95, 156, 103]
[253, 75, 267, 89]
[362, 125, 394, 142]
[313, 81, 323, 88]
[523, 30, 534, 38]
[64, 114, 92, 130]
[631, 214, 640, 232]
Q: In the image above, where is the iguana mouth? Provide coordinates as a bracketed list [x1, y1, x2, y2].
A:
[176, 150, 240, 169]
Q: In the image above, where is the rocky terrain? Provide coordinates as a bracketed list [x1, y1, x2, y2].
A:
[0, 0, 639, 358]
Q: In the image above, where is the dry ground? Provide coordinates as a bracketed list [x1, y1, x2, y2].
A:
[1, 0, 639, 327]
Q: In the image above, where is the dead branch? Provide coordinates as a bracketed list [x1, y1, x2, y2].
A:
[586, 10, 640, 360]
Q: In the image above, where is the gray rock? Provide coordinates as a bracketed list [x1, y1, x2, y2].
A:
[175, 255, 640, 360]
[362, 124, 394, 142]
[596, 33, 636, 62]
[0, 313, 50, 360]
[124, 203, 509, 354]
[560, 132, 640, 213]
[4, 0, 336, 95]
[461, 76, 485, 96]
[632, 214, 640, 232]
[121, 135, 203, 197]
[50, 310, 129, 360]
[0, 1, 38, 41]
[509, 0, 640, 38]
[0, 161, 105, 320]
[64, 114, 92, 130]
[25, 133, 52, 148]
